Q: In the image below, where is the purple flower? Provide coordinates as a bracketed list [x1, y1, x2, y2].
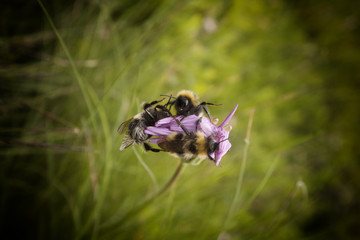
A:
[198, 104, 238, 166]
[145, 115, 199, 142]
[144, 104, 238, 166]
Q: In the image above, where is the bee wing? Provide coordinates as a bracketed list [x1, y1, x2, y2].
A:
[120, 134, 134, 151]
[117, 118, 132, 135]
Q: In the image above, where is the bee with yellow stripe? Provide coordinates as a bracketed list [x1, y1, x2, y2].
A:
[157, 131, 221, 162]
[145, 103, 238, 165]
[118, 90, 222, 157]
[117, 98, 170, 151]
[165, 90, 219, 119]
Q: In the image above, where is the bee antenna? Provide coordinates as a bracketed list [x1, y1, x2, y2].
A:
[218, 136, 234, 143]
[160, 94, 176, 99]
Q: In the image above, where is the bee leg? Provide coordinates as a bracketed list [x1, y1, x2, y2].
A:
[182, 157, 195, 164]
[174, 116, 190, 136]
[143, 98, 166, 110]
[143, 142, 163, 152]
[207, 154, 216, 163]
[197, 102, 222, 120]
[154, 104, 169, 114]
[143, 98, 167, 122]
[167, 101, 174, 112]
[162, 96, 174, 113]
[144, 108, 155, 121]
[196, 117, 202, 132]
[155, 105, 191, 136]
[162, 94, 175, 108]
[160, 94, 176, 112]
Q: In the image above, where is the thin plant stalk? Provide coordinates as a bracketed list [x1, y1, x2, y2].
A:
[218, 107, 255, 239]
[1, 139, 89, 152]
[262, 180, 308, 238]
[21, 100, 79, 129]
[133, 146, 159, 191]
[245, 154, 280, 209]
[37, 3, 114, 238]
[99, 160, 184, 232]
[36, 0, 94, 118]
[84, 124, 99, 201]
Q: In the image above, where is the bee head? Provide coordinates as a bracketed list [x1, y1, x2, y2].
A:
[174, 90, 199, 116]
[207, 136, 233, 163]
[207, 136, 219, 155]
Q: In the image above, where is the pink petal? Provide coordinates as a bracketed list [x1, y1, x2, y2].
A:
[215, 141, 231, 166]
[144, 127, 172, 136]
[213, 126, 231, 166]
[149, 137, 166, 144]
[199, 117, 217, 137]
[219, 104, 238, 128]
[155, 116, 175, 127]
[169, 115, 199, 133]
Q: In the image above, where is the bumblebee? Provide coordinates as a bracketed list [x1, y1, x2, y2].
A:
[165, 90, 219, 119]
[157, 131, 220, 162]
[118, 90, 219, 153]
[147, 114, 230, 163]
[140, 90, 223, 160]
[117, 98, 170, 151]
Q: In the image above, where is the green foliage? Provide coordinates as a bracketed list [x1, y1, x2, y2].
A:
[1, 0, 360, 239]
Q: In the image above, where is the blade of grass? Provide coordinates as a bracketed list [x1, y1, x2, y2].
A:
[84, 87, 113, 240]
[84, 124, 98, 201]
[244, 153, 280, 209]
[21, 100, 79, 129]
[1, 139, 90, 152]
[262, 179, 308, 238]
[218, 107, 255, 239]
[37, 3, 113, 238]
[37, 0, 94, 119]
[99, 161, 184, 233]
[51, 181, 81, 233]
[132, 146, 159, 192]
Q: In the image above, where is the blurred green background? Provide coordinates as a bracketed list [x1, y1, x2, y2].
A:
[1, 0, 360, 239]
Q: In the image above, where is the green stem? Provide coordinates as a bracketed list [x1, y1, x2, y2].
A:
[218, 108, 255, 239]
[245, 154, 280, 209]
[133, 146, 159, 191]
[99, 160, 184, 232]
[37, 0, 93, 117]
